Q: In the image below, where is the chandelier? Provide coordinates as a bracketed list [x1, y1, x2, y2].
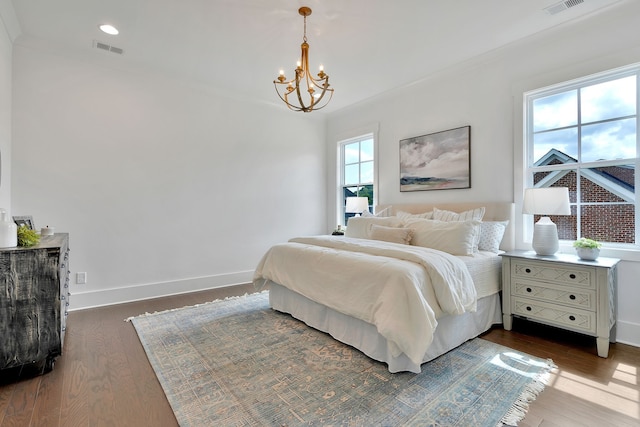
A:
[274, 7, 333, 113]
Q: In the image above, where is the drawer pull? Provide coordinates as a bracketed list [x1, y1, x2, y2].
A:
[570, 294, 576, 300]
[526, 287, 532, 293]
[570, 274, 576, 279]
[61, 295, 65, 300]
[526, 306, 532, 311]
[569, 315, 576, 321]
[525, 268, 532, 273]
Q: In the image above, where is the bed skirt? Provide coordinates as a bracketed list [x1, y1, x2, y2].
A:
[268, 281, 502, 373]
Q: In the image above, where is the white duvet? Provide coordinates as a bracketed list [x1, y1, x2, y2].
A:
[252, 236, 477, 365]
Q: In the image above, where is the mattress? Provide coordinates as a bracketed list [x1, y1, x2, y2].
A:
[458, 250, 503, 298]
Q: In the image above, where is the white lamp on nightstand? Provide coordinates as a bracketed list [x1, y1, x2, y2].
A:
[523, 187, 571, 256]
[345, 197, 369, 216]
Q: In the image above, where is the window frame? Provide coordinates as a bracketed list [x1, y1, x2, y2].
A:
[338, 132, 376, 226]
[520, 62, 640, 258]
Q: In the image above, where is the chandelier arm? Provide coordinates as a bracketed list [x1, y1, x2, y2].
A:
[273, 80, 305, 112]
[293, 69, 309, 111]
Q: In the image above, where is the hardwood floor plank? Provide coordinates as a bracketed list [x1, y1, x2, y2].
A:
[119, 320, 177, 426]
[29, 356, 65, 427]
[1, 284, 638, 426]
[57, 318, 89, 427]
[4, 374, 39, 420]
[0, 383, 14, 424]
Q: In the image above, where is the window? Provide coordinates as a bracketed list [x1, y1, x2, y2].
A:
[524, 64, 639, 246]
[340, 134, 375, 225]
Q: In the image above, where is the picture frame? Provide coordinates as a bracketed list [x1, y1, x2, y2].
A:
[13, 215, 35, 230]
[399, 125, 471, 192]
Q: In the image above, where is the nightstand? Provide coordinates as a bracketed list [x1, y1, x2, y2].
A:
[501, 250, 619, 357]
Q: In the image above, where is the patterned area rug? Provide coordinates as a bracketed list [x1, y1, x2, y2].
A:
[129, 291, 555, 426]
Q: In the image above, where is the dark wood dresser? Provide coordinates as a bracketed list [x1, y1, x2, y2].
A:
[0, 233, 70, 375]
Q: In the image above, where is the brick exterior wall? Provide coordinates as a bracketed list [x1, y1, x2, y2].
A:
[534, 167, 635, 244]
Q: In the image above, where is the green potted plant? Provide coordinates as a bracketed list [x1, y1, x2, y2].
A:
[572, 237, 601, 260]
[17, 225, 40, 247]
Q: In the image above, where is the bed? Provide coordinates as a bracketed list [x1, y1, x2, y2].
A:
[253, 202, 515, 373]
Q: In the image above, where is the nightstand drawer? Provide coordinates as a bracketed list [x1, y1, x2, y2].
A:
[512, 281, 596, 311]
[511, 260, 595, 289]
[512, 296, 596, 334]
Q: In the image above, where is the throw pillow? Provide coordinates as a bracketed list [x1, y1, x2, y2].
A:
[345, 216, 403, 239]
[478, 220, 508, 253]
[369, 224, 413, 244]
[404, 218, 481, 256]
[432, 206, 485, 222]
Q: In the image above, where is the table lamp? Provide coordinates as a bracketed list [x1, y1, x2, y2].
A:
[523, 187, 571, 256]
[345, 197, 369, 217]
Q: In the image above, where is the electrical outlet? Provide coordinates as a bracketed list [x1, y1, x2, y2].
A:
[76, 272, 87, 284]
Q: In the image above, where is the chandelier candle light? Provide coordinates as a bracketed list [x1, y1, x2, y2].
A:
[523, 187, 571, 256]
[274, 7, 333, 112]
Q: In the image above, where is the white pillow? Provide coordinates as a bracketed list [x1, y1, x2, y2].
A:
[345, 216, 403, 239]
[432, 207, 485, 222]
[361, 206, 392, 218]
[396, 210, 433, 221]
[405, 219, 481, 256]
[432, 207, 485, 251]
[478, 221, 508, 253]
[369, 224, 413, 244]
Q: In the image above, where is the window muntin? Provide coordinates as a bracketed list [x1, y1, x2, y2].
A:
[526, 65, 639, 246]
[340, 135, 374, 225]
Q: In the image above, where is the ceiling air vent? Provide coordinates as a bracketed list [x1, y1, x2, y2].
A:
[93, 40, 124, 55]
[544, 0, 585, 15]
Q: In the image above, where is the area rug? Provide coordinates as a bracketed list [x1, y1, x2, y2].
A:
[129, 291, 555, 426]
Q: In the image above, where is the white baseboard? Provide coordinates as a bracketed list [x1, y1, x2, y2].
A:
[616, 319, 640, 348]
[69, 270, 254, 311]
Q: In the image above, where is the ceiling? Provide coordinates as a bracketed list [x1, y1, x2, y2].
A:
[8, 0, 626, 113]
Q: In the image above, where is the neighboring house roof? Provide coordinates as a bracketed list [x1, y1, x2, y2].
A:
[533, 149, 635, 203]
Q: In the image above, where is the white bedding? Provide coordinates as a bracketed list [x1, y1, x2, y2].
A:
[457, 251, 503, 298]
[253, 236, 486, 366]
[269, 283, 502, 373]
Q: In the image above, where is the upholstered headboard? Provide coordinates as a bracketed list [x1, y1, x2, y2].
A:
[376, 202, 515, 251]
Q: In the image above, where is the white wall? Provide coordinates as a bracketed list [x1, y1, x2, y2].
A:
[326, 1, 640, 347]
[12, 45, 327, 309]
[0, 2, 14, 211]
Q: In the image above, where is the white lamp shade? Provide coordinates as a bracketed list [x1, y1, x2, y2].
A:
[523, 187, 570, 256]
[345, 197, 369, 214]
[523, 187, 571, 215]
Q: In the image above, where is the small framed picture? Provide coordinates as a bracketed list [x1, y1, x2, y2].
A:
[13, 215, 35, 230]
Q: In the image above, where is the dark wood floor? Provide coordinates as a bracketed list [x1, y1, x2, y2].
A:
[1, 284, 639, 426]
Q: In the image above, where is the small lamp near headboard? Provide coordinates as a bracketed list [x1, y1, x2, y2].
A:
[346, 197, 369, 217]
[523, 187, 571, 256]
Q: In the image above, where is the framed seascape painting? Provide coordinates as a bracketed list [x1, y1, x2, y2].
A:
[399, 125, 471, 192]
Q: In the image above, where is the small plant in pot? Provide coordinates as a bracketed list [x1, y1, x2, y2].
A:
[573, 238, 602, 260]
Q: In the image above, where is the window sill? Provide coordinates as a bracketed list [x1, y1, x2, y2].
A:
[558, 243, 640, 263]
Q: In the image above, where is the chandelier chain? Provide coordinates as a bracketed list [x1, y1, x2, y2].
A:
[303, 15, 307, 43]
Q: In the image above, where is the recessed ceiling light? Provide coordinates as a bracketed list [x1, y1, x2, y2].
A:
[99, 24, 119, 35]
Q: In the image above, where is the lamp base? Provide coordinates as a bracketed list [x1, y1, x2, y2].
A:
[532, 217, 559, 256]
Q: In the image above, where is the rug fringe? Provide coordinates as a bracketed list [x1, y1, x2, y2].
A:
[124, 290, 268, 322]
[498, 358, 557, 427]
